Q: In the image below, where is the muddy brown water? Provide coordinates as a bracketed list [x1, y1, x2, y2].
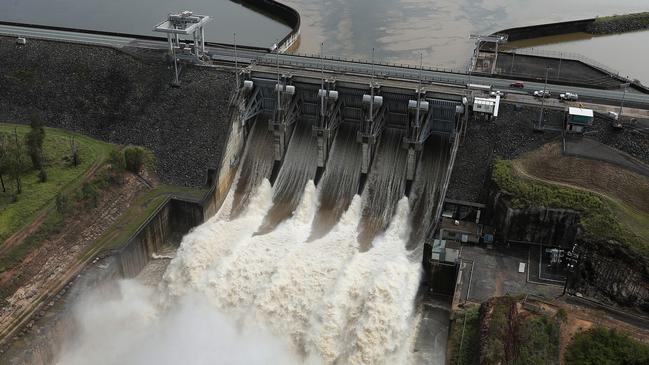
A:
[5, 0, 648, 82]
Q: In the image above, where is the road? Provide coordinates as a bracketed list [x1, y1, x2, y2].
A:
[2, 23, 649, 109]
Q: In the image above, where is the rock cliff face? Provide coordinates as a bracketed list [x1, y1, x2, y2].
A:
[0, 36, 235, 186]
[487, 189, 581, 247]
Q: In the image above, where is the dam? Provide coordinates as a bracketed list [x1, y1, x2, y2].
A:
[3, 2, 649, 365]
[48, 66, 460, 364]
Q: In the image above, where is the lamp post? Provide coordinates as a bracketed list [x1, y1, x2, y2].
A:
[619, 82, 630, 117]
[273, 40, 281, 115]
[233, 33, 239, 92]
[172, 39, 180, 86]
[320, 42, 325, 120]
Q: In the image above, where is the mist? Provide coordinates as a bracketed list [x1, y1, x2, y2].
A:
[56, 280, 302, 365]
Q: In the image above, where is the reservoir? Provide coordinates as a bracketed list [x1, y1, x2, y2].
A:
[4, 0, 649, 82]
[2, 0, 291, 48]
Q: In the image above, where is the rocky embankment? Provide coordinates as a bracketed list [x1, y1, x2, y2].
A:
[589, 116, 649, 166]
[447, 104, 561, 202]
[0, 37, 235, 187]
[587, 13, 649, 35]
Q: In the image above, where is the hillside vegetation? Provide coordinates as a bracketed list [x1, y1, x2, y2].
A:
[492, 157, 649, 271]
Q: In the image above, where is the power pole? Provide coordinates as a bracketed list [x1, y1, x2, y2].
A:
[537, 66, 551, 130]
[320, 42, 325, 120]
[370, 47, 375, 120]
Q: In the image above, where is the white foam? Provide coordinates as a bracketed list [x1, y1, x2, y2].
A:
[59, 179, 425, 365]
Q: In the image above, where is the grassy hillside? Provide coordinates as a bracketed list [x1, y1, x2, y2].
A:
[0, 123, 114, 245]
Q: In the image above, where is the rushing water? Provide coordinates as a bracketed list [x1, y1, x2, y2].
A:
[232, 116, 275, 217]
[407, 135, 450, 249]
[311, 123, 363, 239]
[358, 128, 408, 247]
[55, 118, 452, 364]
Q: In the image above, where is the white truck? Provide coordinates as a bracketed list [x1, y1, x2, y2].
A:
[559, 92, 579, 101]
[533, 90, 551, 98]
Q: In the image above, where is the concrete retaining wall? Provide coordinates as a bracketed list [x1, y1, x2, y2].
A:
[494, 19, 594, 42]
[239, 0, 301, 52]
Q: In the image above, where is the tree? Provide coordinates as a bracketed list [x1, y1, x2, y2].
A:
[25, 114, 45, 170]
[8, 129, 27, 194]
[123, 146, 145, 174]
[565, 327, 649, 365]
[69, 136, 79, 167]
[0, 133, 8, 192]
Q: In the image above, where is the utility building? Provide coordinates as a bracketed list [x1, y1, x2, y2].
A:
[472, 95, 500, 121]
[565, 107, 594, 133]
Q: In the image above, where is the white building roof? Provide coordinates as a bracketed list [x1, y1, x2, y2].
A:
[568, 107, 594, 117]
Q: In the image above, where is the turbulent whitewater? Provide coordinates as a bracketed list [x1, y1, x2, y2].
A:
[54, 123, 450, 365]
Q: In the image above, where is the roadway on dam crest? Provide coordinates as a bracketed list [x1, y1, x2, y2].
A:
[2, 23, 649, 111]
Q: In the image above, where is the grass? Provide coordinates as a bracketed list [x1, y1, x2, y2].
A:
[81, 184, 209, 260]
[516, 314, 561, 365]
[588, 12, 649, 36]
[592, 12, 649, 24]
[0, 123, 114, 246]
[448, 306, 480, 365]
[492, 159, 649, 266]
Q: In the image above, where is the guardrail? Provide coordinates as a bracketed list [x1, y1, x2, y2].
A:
[254, 55, 470, 86]
[281, 51, 467, 75]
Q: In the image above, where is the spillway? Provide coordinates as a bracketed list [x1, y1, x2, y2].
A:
[54, 114, 453, 364]
[310, 124, 363, 239]
[232, 117, 274, 217]
[358, 128, 409, 248]
[407, 135, 451, 249]
[258, 119, 319, 233]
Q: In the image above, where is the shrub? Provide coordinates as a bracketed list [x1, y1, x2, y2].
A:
[108, 148, 125, 170]
[55, 193, 71, 215]
[123, 146, 145, 174]
[565, 327, 649, 365]
[81, 182, 100, 207]
[38, 167, 47, 183]
[25, 115, 45, 170]
[515, 315, 560, 365]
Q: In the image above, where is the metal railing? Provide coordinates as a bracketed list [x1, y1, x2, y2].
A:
[253, 55, 470, 86]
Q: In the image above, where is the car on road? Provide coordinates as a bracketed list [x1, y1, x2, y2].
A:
[490, 90, 505, 97]
[533, 90, 551, 98]
[509, 81, 525, 88]
[559, 92, 579, 101]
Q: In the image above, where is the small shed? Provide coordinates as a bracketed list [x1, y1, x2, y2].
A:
[473, 95, 500, 120]
[566, 107, 594, 133]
